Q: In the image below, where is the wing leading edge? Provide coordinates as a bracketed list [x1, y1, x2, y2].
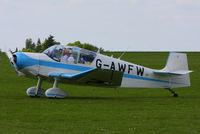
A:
[49, 68, 96, 79]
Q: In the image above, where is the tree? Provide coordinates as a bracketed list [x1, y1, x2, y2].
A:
[22, 35, 60, 52]
[35, 38, 42, 52]
[99, 47, 104, 53]
[26, 38, 35, 50]
[67, 41, 102, 52]
[21, 35, 105, 53]
[68, 41, 82, 48]
[22, 38, 36, 52]
[41, 35, 60, 52]
[15, 47, 18, 52]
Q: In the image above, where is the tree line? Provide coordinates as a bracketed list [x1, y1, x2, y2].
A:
[21, 35, 104, 53]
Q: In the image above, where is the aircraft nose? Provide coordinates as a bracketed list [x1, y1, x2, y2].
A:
[11, 52, 39, 76]
[6, 51, 25, 76]
[9, 52, 23, 70]
[12, 52, 28, 70]
[10, 54, 17, 68]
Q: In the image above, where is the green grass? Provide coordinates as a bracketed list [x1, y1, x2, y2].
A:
[0, 52, 200, 134]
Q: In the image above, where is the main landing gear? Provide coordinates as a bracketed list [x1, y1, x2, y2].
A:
[45, 78, 68, 98]
[26, 77, 68, 99]
[26, 77, 45, 97]
[166, 88, 178, 97]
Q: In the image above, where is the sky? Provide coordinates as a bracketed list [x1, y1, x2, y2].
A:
[0, 0, 200, 51]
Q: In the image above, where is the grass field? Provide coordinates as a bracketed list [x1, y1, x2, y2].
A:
[0, 52, 200, 134]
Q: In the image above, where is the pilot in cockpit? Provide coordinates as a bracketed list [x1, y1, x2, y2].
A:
[60, 48, 75, 63]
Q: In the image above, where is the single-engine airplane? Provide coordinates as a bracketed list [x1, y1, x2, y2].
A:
[6, 45, 193, 98]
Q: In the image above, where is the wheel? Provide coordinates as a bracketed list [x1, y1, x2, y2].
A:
[173, 93, 178, 97]
[27, 87, 45, 97]
[45, 88, 67, 99]
[30, 95, 40, 98]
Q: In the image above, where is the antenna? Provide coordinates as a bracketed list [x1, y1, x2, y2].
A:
[97, 48, 100, 54]
[117, 45, 131, 59]
[118, 51, 126, 59]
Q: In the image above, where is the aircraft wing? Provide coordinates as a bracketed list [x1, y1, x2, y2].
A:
[153, 70, 193, 75]
[49, 68, 124, 87]
[49, 68, 97, 79]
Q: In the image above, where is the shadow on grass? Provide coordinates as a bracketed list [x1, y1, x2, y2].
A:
[65, 96, 200, 100]
[66, 96, 171, 100]
[1, 95, 200, 101]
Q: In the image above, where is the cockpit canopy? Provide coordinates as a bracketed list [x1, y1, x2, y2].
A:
[43, 45, 97, 64]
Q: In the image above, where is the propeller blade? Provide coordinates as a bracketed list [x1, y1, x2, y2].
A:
[6, 50, 25, 76]
[6, 50, 13, 60]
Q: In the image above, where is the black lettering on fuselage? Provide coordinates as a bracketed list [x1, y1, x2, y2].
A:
[110, 62, 115, 70]
[136, 66, 144, 76]
[96, 59, 102, 68]
[128, 65, 134, 74]
[103, 64, 109, 67]
[118, 63, 126, 72]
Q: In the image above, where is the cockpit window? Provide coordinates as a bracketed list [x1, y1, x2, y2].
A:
[79, 49, 96, 64]
[43, 45, 64, 62]
[60, 48, 76, 63]
[43, 45, 96, 64]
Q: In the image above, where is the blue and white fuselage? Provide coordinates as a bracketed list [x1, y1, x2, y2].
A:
[7, 45, 192, 98]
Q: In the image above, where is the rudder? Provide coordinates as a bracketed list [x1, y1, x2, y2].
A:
[164, 52, 192, 88]
[164, 52, 189, 72]
[154, 52, 193, 88]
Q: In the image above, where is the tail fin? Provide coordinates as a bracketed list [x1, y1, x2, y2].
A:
[154, 52, 193, 88]
[164, 52, 191, 74]
[154, 52, 193, 75]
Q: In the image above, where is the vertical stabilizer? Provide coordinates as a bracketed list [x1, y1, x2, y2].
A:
[154, 52, 193, 88]
[164, 52, 189, 72]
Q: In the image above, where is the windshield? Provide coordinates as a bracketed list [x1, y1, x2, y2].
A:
[79, 49, 96, 64]
[43, 45, 97, 64]
[43, 45, 64, 62]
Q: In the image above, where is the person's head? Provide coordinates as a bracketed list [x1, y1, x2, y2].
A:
[64, 48, 72, 56]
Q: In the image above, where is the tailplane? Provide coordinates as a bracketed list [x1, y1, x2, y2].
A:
[154, 52, 193, 88]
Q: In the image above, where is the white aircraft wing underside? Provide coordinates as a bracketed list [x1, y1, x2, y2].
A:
[48, 68, 124, 87]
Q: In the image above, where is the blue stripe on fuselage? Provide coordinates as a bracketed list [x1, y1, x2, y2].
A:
[123, 74, 168, 83]
[39, 60, 91, 71]
[123, 74, 185, 85]
[15, 52, 91, 71]
[17, 53, 184, 85]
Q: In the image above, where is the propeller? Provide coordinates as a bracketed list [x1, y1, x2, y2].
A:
[6, 50, 25, 76]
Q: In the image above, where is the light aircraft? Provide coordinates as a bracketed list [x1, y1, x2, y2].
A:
[6, 45, 193, 98]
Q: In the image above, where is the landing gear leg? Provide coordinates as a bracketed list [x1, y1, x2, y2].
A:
[53, 77, 58, 89]
[167, 88, 178, 97]
[35, 76, 42, 95]
[26, 76, 45, 97]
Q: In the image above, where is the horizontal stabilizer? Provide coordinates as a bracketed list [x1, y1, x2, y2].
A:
[154, 70, 193, 75]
